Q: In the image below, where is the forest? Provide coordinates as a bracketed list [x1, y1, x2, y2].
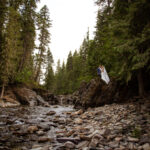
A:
[0, 0, 150, 97]
[0, 1, 150, 149]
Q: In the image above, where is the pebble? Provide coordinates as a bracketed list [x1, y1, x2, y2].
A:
[46, 111, 56, 116]
[27, 126, 38, 133]
[74, 118, 83, 124]
[128, 137, 139, 142]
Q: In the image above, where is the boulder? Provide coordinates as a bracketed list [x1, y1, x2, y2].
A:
[13, 87, 49, 106]
[72, 77, 133, 108]
[0, 96, 20, 107]
[33, 88, 59, 105]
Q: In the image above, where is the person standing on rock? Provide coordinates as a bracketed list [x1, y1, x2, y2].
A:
[97, 65, 103, 78]
[97, 65, 110, 84]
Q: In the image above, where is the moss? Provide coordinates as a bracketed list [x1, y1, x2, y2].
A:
[131, 126, 141, 138]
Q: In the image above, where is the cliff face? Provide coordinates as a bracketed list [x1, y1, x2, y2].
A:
[71, 78, 137, 108]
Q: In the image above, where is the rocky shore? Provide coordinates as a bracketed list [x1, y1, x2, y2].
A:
[0, 99, 150, 150]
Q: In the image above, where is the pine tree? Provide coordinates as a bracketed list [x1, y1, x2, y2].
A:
[17, 0, 39, 81]
[35, 5, 51, 83]
[0, 0, 7, 56]
[0, 6, 22, 98]
[44, 48, 54, 91]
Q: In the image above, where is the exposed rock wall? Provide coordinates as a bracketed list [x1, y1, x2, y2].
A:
[71, 78, 134, 108]
[0, 86, 50, 107]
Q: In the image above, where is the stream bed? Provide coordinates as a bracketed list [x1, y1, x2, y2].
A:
[0, 102, 150, 150]
[0, 105, 75, 150]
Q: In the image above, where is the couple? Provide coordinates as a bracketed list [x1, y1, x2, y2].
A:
[97, 65, 110, 84]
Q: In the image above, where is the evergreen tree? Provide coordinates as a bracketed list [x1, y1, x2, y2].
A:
[0, 0, 7, 56]
[17, 0, 39, 82]
[44, 48, 54, 91]
[35, 5, 51, 83]
[0, 5, 22, 98]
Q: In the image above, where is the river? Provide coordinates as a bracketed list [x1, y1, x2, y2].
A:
[0, 105, 75, 150]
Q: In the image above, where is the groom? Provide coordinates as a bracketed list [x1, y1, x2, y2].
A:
[97, 65, 104, 78]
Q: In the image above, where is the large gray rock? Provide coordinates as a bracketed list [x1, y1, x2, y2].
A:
[71, 78, 118, 108]
[0, 96, 20, 107]
[13, 87, 49, 106]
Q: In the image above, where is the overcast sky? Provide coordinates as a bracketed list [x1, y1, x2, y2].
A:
[38, 0, 98, 67]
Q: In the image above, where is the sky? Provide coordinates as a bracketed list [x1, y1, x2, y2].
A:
[38, 0, 98, 67]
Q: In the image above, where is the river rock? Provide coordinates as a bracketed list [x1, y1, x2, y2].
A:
[38, 136, 52, 143]
[37, 124, 50, 131]
[0, 96, 20, 107]
[108, 141, 119, 148]
[74, 109, 84, 115]
[89, 136, 99, 148]
[27, 126, 38, 133]
[76, 141, 89, 149]
[12, 87, 49, 106]
[143, 143, 150, 150]
[36, 130, 45, 136]
[46, 110, 56, 116]
[127, 137, 139, 142]
[74, 118, 83, 124]
[64, 141, 75, 149]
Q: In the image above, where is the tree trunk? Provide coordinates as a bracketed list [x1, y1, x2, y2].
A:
[34, 61, 42, 83]
[0, 84, 5, 99]
[107, 0, 111, 15]
[137, 70, 145, 96]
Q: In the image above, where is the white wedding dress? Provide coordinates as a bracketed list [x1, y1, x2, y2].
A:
[101, 67, 110, 84]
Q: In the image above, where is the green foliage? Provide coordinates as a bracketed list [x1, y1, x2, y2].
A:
[54, 0, 150, 95]
[0, 6, 22, 85]
[131, 126, 141, 138]
[34, 5, 51, 83]
[0, 0, 150, 97]
[0, 0, 40, 90]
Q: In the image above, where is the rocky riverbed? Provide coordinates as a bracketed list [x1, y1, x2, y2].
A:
[0, 100, 150, 150]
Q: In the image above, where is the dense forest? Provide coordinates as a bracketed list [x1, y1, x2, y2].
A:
[0, 0, 53, 98]
[53, 0, 150, 96]
[0, 0, 150, 98]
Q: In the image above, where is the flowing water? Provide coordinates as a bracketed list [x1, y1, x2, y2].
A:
[0, 105, 75, 150]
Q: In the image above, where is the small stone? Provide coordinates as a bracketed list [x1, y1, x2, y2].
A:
[95, 111, 103, 115]
[143, 143, 150, 150]
[128, 142, 134, 150]
[64, 141, 75, 149]
[74, 118, 83, 124]
[115, 137, 123, 142]
[76, 141, 89, 149]
[108, 141, 119, 148]
[58, 119, 65, 124]
[89, 135, 100, 148]
[37, 124, 50, 131]
[38, 136, 53, 143]
[99, 129, 111, 136]
[66, 130, 75, 137]
[27, 126, 38, 133]
[36, 130, 45, 136]
[128, 137, 139, 142]
[46, 111, 56, 115]
[80, 135, 91, 141]
[74, 109, 83, 115]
